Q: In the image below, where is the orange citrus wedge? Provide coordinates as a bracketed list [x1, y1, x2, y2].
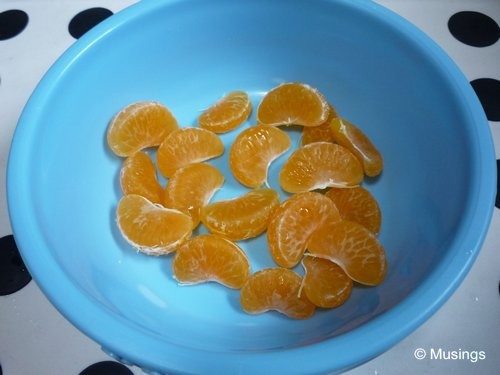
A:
[257, 82, 330, 127]
[325, 186, 382, 235]
[267, 192, 341, 268]
[307, 220, 387, 286]
[116, 194, 192, 256]
[330, 118, 383, 177]
[229, 124, 291, 188]
[107, 101, 178, 157]
[301, 103, 339, 145]
[279, 142, 364, 193]
[172, 234, 251, 289]
[198, 91, 252, 133]
[200, 188, 280, 241]
[300, 256, 353, 308]
[164, 163, 224, 228]
[120, 151, 164, 204]
[240, 268, 315, 319]
[156, 127, 224, 178]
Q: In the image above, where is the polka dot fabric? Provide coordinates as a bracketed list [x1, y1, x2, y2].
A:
[447, 9, 500, 210]
[68, 7, 113, 39]
[0, 9, 29, 40]
[448, 11, 500, 47]
[447, 11, 500, 123]
[0, 1, 499, 375]
[0, 235, 31, 295]
[80, 361, 133, 375]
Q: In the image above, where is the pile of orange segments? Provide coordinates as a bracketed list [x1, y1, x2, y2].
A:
[107, 82, 386, 320]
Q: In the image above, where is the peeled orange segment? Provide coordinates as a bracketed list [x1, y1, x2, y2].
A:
[120, 151, 164, 204]
[156, 127, 224, 178]
[257, 82, 330, 127]
[279, 142, 364, 193]
[300, 256, 353, 308]
[107, 101, 178, 157]
[325, 186, 382, 235]
[307, 220, 387, 286]
[229, 124, 291, 188]
[172, 234, 251, 289]
[240, 268, 315, 319]
[200, 188, 280, 241]
[301, 103, 339, 145]
[267, 192, 341, 268]
[116, 194, 192, 256]
[330, 118, 384, 177]
[164, 163, 224, 228]
[301, 122, 334, 145]
[198, 91, 252, 133]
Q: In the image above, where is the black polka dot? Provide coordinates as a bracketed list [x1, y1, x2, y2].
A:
[0, 235, 31, 295]
[496, 160, 500, 210]
[80, 361, 133, 375]
[448, 11, 500, 47]
[0, 9, 29, 40]
[68, 8, 113, 39]
[470, 78, 500, 122]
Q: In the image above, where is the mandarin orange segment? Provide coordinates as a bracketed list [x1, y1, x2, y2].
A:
[116, 194, 192, 256]
[120, 151, 164, 204]
[325, 186, 382, 234]
[300, 256, 353, 308]
[156, 127, 224, 178]
[107, 101, 178, 157]
[240, 268, 315, 319]
[200, 188, 280, 241]
[172, 234, 250, 289]
[307, 220, 387, 286]
[301, 103, 339, 145]
[257, 82, 330, 127]
[330, 118, 383, 177]
[229, 124, 291, 188]
[198, 91, 252, 133]
[164, 163, 224, 228]
[267, 192, 341, 268]
[279, 142, 364, 193]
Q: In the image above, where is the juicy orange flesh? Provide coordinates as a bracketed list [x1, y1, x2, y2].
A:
[198, 91, 252, 133]
[301, 103, 339, 145]
[157, 127, 224, 178]
[325, 186, 382, 234]
[330, 118, 383, 177]
[172, 234, 250, 289]
[109, 84, 386, 320]
[301, 256, 353, 308]
[257, 82, 329, 127]
[120, 151, 164, 204]
[279, 142, 364, 193]
[201, 188, 280, 241]
[267, 192, 341, 268]
[107, 101, 178, 157]
[240, 268, 315, 319]
[229, 124, 291, 188]
[163, 163, 224, 228]
[116, 194, 192, 255]
[307, 220, 387, 286]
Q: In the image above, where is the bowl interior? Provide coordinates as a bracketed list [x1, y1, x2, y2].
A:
[8, 0, 494, 372]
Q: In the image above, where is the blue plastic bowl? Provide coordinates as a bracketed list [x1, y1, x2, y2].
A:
[7, 0, 496, 374]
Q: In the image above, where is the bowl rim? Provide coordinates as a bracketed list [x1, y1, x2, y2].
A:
[6, 0, 496, 373]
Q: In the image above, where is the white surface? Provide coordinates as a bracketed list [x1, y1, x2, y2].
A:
[0, 1, 498, 374]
